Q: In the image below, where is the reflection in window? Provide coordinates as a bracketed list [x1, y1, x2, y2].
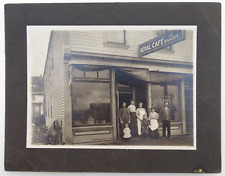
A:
[72, 68, 84, 78]
[168, 85, 179, 121]
[85, 71, 98, 79]
[72, 82, 111, 127]
[98, 69, 110, 79]
[151, 84, 180, 122]
[72, 67, 110, 80]
[151, 85, 164, 121]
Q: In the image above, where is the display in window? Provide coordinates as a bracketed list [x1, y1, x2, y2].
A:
[72, 82, 111, 126]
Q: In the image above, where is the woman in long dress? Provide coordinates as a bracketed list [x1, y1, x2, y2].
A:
[149, 107, 159, 138]
[118, 102, 130, 138]
[136, 102, 147, 136]
[127, 100, 138, 137]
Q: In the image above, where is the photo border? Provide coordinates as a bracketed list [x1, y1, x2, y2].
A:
[26, 25, 197, 150]
[5, 3, 221, 173]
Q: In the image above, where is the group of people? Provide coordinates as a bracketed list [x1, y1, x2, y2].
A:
[118, 100, 171, 140]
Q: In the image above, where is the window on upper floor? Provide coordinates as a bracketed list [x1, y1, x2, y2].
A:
[106, 31, 125, 44]
[104, 30, 129, 48]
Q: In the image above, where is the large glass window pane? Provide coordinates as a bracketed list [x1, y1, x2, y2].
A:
[151, 85, 164, 122]
[98, 69, 110, 79]
[85, 71, 98, 79]
[72, 82, 111, 127]
[168, 85, 180, 121]
[72, 67, 84, 78]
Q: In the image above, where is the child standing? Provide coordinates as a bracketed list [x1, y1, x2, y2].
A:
[123, 123, 132, 139]
[141, 114, 150, 137]
[149, 107, 159, 138]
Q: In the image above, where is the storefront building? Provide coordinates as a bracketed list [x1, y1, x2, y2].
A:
[43, 29, 194, 144]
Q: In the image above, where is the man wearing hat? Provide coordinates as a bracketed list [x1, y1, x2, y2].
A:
[160, 102, 171, 139]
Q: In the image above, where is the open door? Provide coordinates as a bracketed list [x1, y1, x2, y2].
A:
[115, 67, 149, 138]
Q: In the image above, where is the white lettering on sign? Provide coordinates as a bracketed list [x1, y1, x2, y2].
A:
[139, 30, 185, 56]
[152, 38, 164, 49]
[140, 44, 152, 53]
[164, 34, 179, 43]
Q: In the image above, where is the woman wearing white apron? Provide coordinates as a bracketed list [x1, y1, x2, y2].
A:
[136, 102, 147, 136]
[149, 107, 159, 138]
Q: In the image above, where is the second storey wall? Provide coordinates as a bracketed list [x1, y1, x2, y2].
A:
[67, 30, 194, 63]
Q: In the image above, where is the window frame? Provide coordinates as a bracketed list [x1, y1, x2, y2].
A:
[71, 68, 112, 127]
[71, 80, 112, 127]
[72, 67, 111, 81]
[103, 30, 129, 49]
[151, 83, 181, 122]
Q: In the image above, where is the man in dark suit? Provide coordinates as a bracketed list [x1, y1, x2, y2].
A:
[160, 102, 171, 139]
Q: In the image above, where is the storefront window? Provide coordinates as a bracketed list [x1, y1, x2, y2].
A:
[168, 85, 180, 121]
[72, 68, 84, 78]
[72, 67, 110, 80]
[151, 84, 180, 122]
[72, 82, 111, 127]
[85, 71, 98, 79]
[151, 85, 164, 117]
[98, 69, 110, 79]
[151, 85, 164, 116]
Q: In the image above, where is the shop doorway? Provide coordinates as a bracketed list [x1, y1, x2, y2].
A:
[115, 68, 148, 108]
[135, 85, 148, 111]
[117, 83, 134, 109]
[115, 67, 149, 138]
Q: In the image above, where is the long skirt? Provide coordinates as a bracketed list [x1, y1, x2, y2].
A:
[149, 128, 159, 139]
[130, 112, 138, 136]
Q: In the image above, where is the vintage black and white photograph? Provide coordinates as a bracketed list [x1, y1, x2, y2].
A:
[27, 26, 196, 150]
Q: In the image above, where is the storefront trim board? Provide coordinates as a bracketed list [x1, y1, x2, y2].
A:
[68, 55, 193, 75]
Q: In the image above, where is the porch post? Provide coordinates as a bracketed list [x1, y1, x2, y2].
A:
[147, 71, 152, 114]
[111, 68, 117, 139]
[64, 64, 73, 144]
[133, 86, 136, 102]
[180, 79, 187, 134]
[164, 84, 168, 97]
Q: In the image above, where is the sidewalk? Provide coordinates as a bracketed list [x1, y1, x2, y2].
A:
[98, 134, 194, 146]
[31, 124, 193, 147]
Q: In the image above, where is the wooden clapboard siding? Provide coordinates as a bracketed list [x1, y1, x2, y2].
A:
[68, 30, 194, 63]
[44, 31, 66, 142]
[149, 31, 193, 62]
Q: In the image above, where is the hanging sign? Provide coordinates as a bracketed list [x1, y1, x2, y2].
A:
[139, 30, 186, 56]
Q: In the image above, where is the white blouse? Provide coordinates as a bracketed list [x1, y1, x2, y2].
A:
[136, 108, 147, 121]
[128, 104, 136, 113]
